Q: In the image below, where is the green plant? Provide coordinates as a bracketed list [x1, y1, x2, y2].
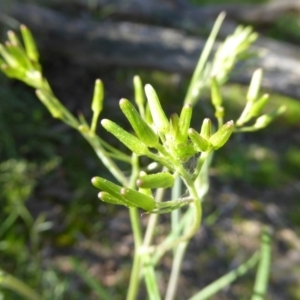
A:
[0, 13, 284, 299]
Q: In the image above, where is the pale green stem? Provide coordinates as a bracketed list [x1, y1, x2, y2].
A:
[147, 174, 202, 260]
[153, 208, 194, 264]
[143, 187, 165, 247]
[90, 111, 100, 133]
[184, 12, 226, 105]
[82, 132, 128, 185]
[126, 154, 143, 300]
[165, 177, 188, 300]
[164, 241, 188, 300]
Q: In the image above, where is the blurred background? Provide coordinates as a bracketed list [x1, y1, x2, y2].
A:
[0, 0, 300, 299]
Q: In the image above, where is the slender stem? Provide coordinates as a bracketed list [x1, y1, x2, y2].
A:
[83, 132, 128, 185]
[165, 177, 187, 300]
[164, 241, 188, 300]
[126, 252, 142, 300]
[143, 187, 165, 247]
[126, 154, 143, 300]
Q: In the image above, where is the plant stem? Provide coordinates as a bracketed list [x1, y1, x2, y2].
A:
[83, 132, 128, 185]
[126, 154, 143, 300]
[164, 241, 188, 300]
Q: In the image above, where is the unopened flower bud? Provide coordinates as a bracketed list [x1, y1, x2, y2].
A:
[119, 99, 158, 147]
[136, 172, 174, 189]
[145, 84, 169, 134]
[209, 120, 234, 150]
[121, 187, 156, 211]
[101, 119, 149, 155]
[188, 128, 210, 152]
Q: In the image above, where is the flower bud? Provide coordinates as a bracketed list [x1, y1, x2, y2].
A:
[248, 94, 269, 118]
[136, 172, 174, 189]
[20, 25, 39, 62]
[133, 75, 145, 116]
[91, 176, 135, 207]
[98, 191, 125, 206]
[119, 99, 158, 147]
[253, 106, 286, 129]
[169, 113, 180, 138]
[178, 104, 192, 142]
[101, 119, 149, 155]
[91, 79, 104, 115]
[247, 68, 262, 103]
[188, 128, 210, 152]
[121, 187, 156, 211]
[200, 118, 212, 140]
[5, 42, 31, 70]
[209, 120, 234, 150]
[7, 30, 21, 47]
[144, 84, 169, 134]
[0, 43, 19, 69]
[211, 77, 223, 107]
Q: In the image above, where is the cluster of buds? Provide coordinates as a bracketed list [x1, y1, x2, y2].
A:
[92, 82, 234, 213]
